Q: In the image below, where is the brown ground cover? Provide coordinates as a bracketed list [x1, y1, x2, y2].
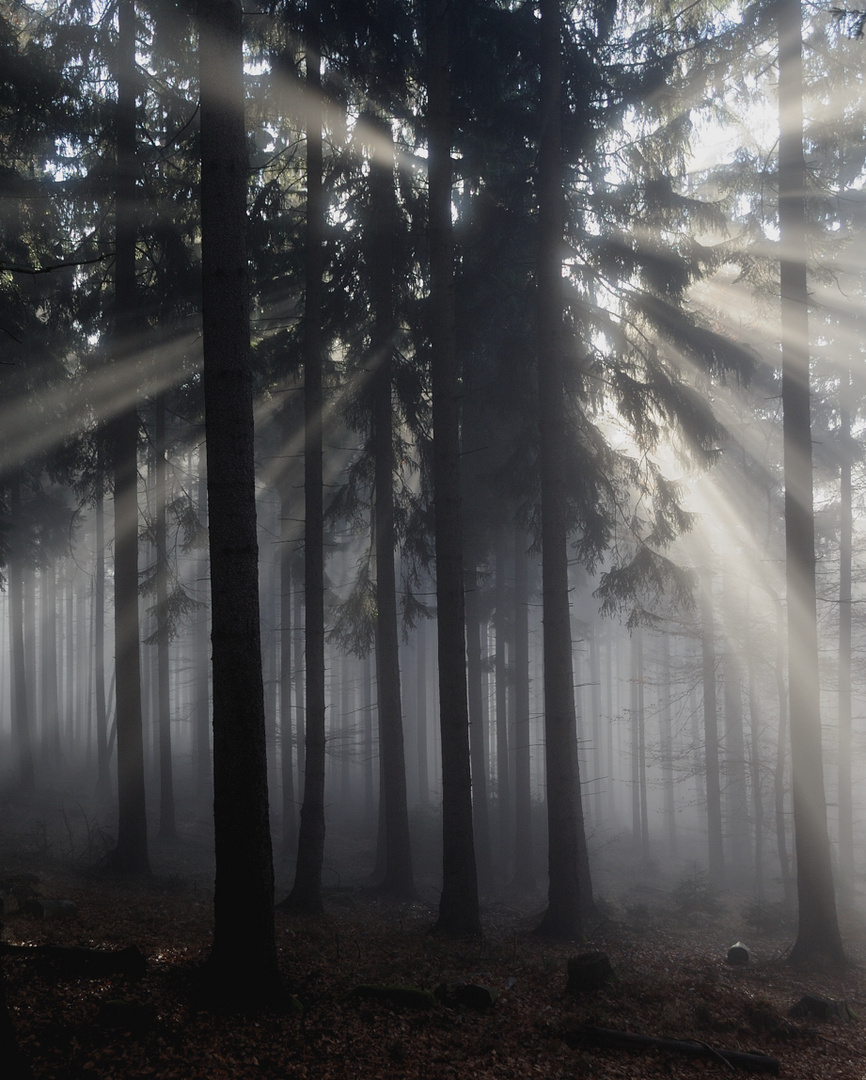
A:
[4, 840, 866, 1080]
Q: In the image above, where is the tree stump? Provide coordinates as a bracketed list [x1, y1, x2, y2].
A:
[567, 952, 614, 993]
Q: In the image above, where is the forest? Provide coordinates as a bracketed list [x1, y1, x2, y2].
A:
[1, 0, 866, 1076]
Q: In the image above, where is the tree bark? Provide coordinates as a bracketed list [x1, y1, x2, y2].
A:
[658, 628, 677, 857]
[286, 0, 326, 915]
[778, 0, 844, 966]
[494, 532, 512, 870]
[110, 0, 149, 878]
[8, 473, 35, 795]
[465, 552, 493, 890]
[198, 0, 281, 996]
[154, 392, 176, 841]
[94, 439, 111, 801]
[536, 0, 593, 938]
[278, 414, 297, 860]
[512, 529, 534, 889]
[368, 117, 414, 898]
[193, 463, 212, 807]
[426, 0, 480, 936]
[699, 567, 724, 886]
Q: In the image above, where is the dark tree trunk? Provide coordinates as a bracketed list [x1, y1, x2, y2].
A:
[630, 632, 641, 854]
[777, 0, 844, 966]
[723, 574, 748, 883]
[194, 464, 212, 807]
[770, 589, 795, 914]
[40, 561, 60, 768]
[632, 629, 649, 861]
[110, 0, 149, 878]
[94, 441, 111, 801]
[494, 532, 512, 870]
[465, 553, 493, 891]
[155, 393, 176, 841]
[286, 3, 326, 915]
[416, 618, 429, 808]
[9, 474, 35, 795]
[368, 117, 414, 898]
[426, 0, 480, 936]
[658, 628, 677, 858]
[747, 638, 765, 899]
[278, 424, 297, 861]
[198, 0, 281, 996]
[535, 0, 593, 938]
[512, 528, 534, 890]
[699, 568, 724, 887]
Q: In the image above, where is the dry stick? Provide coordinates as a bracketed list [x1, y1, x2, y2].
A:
[567, 1025, 780, 1074]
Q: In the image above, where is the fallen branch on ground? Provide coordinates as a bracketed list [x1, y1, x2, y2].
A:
[563, 1024, 781, 1074]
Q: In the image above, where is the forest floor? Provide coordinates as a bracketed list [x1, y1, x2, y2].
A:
[3, 799, 866, 1079]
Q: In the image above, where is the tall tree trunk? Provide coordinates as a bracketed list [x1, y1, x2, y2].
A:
[194, 464, 211, 807]
[279, 432, 297, 861]
[723, 573, 748, 883]
[770, 589, 794, 914]
[286, 2, 326, 914]
[699, 567, 724, 886]
[494, 532, 512, 870]
[155, 393, 176, 841]
[777, 0, 844, 966]
[512, 529, 534, 889]
[110, 0, 149, 877]
[40, 562, 59, 768]
[536, 0, 593, 937]
[94, 442, 111, 800]
[465, 553, 493, 890]
[747, 642, 765, 899]
[837, 373, 853, 899]
[426, 0, 480, 936]
[658, 628, 677, 858]
[198, 0, 280, 995]
[368, 117, 414, 898]
[416, 618, 429, 808]
[8, 474, 35, 794]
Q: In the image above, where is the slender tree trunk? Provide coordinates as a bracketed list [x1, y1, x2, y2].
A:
[770, 589, 794, 914]
[279, 437, 297, 861]
[426, 0, 480, 936]
[658, 628, 677, 858]
[495, 532, 512, 871]
[23, 568, 36, 756]
[465, 553, 493, 890]
[155, 393, 176, 840]
[838, 374, 853, 899]
[110, 0, 149, 877]
[630, 632, 641, 851]
[39, 561, 59, 768]
[723, 574, 748, 883]
[777, 0, 844, 966]
[512, 529, 534, 889]
[9, 474, 34, 795]
[368, 117, 414, 898]
[747, 644, 765, 899]
[416, 618, 429, 808]
[536, 0, 593, 937]
[194, 464, 211, 807]
[94, 443, 111, 800]
[699, 567, 724, 886]
[287, 3, 326, 915]
[198, 0, 280, 995]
